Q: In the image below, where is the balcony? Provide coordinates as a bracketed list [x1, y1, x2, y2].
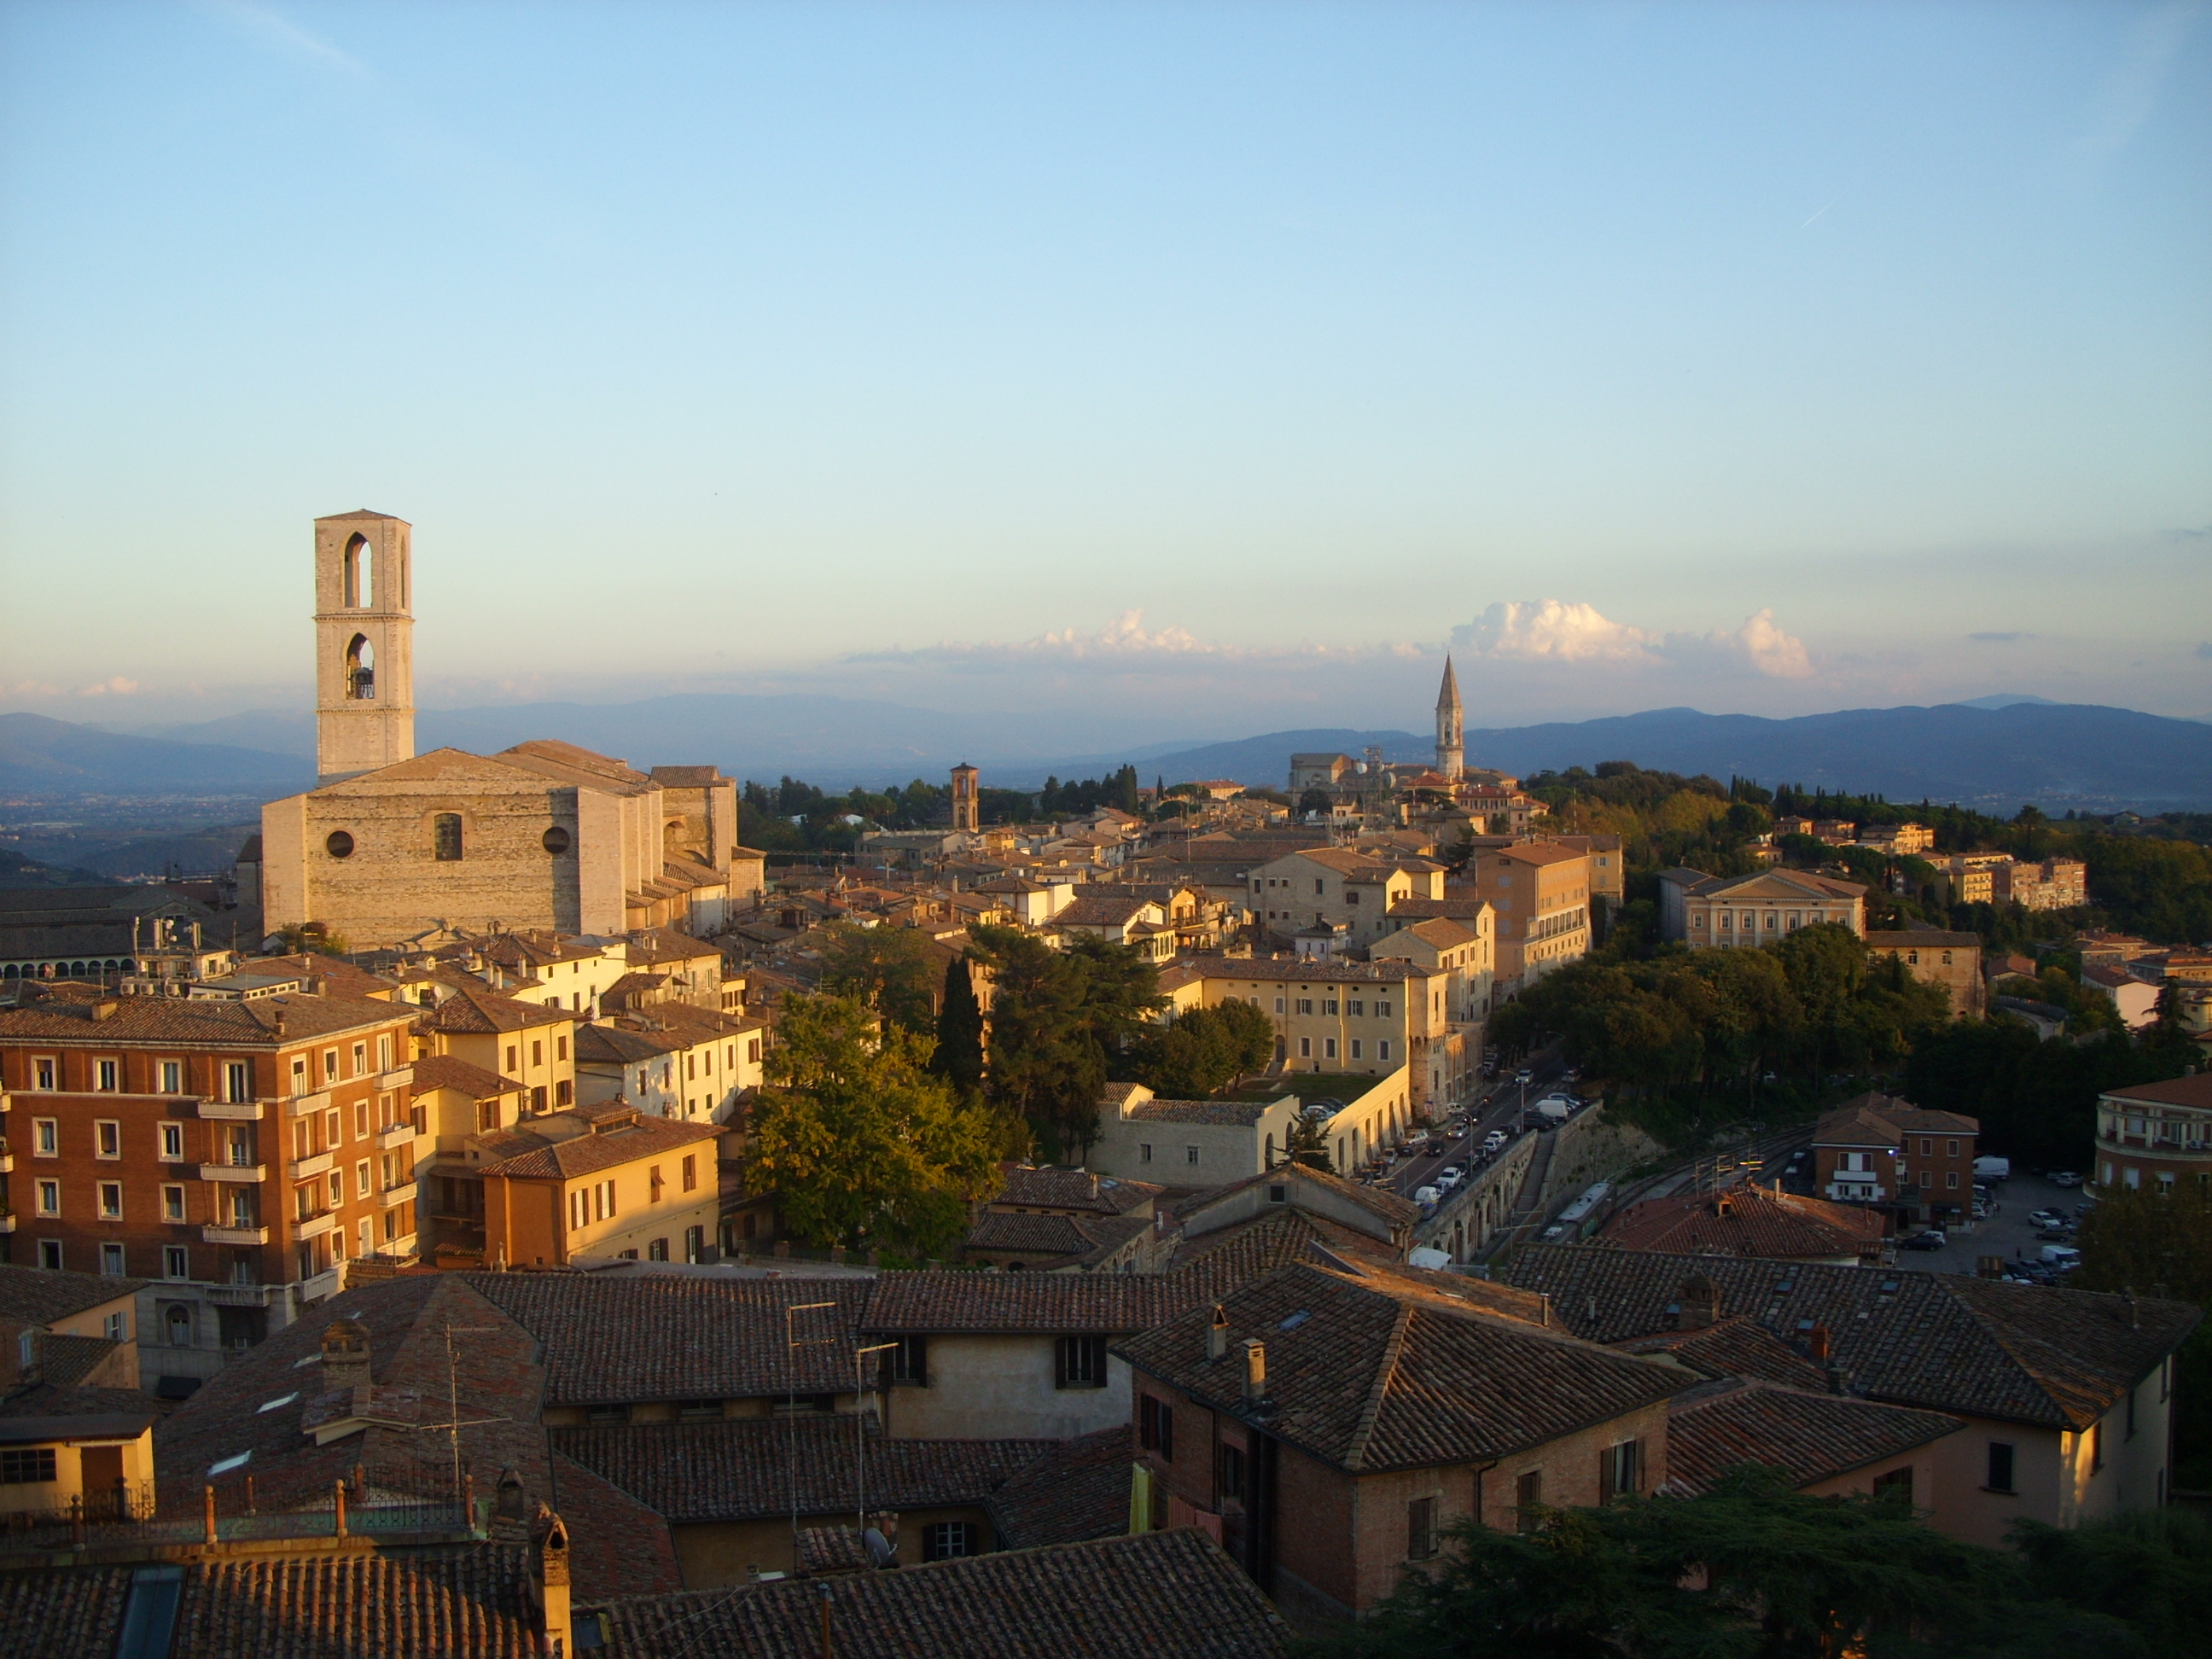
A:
[0, 1150, 12, 1173]
[0, 1214, 16, 1234]
[294, 1210, 337, 1240]
[197, 1098, 266, 1121]
[375, 1066, 415, 1091]
[378, 1184, 414, 1209]
[375, 1121, 417, 1150]
[285, 1091, 332, 1119]
[205, 1283, 272, 1307]
[288, 1151, 335, 1180]
[1825, 1181, 1887, 1203]
[202, 1224, 270, 1245]
[296, 1265, 343, 1301]
[199, 1163, 267, 1185]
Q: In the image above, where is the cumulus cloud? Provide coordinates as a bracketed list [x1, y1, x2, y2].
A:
[1450, 601, 1813, 679]
[79, 677, 141, 696]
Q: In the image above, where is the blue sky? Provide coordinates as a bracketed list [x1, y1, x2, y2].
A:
[2, 1, 2207, 742]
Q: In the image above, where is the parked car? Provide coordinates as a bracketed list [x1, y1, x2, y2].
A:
[2028, 1209, 2068, 1229]
[1438, 1166, 1465, 1191]
[1483, 1130, 1508, 1152]
[2035, 1227, 2076, 1243]
[1898, 1231, 1947, 1251]
[1414, 1186, 1441, 1207]
[2047, 1170, 2082, 1187]
[2040, 1244, 2082, 1266]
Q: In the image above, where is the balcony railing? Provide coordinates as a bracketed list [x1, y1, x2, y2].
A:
[288, 1150, 335, 1180]
[200, 1163, 267, 1185]
[374, 1121, 417, 1150]
[202, 1223, 269, 1245]
[286, 1091, 332, 1119]
[294, 1210, 337, 1241]
[197, 1098, 266, 1121]
[375, 1066, 415, 1091]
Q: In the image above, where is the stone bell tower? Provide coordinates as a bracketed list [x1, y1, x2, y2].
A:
[314, 509, 416, 784]
[1434, 655, 1464, 783]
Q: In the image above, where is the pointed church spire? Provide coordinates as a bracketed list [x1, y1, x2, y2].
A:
[1435, 655, 1464, 782]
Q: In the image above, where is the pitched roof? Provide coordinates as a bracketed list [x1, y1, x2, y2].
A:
[1661, 1378, 1964, 1496]
[407, 1054, 521, 1101]
[550, 1417, 1046, 1522]
[0, 1545, 546, 1658]
[1814, 1092, 1978, 1143]
[0, 1262, 149, 1324]
[416, 986, 574, 1035]
[1606, 1317, 1831, 1389]
[463, 1272, 870, 1404]
[987, 1425, 1137, 1550]
[1864, 930, 1982, 949]
[0, 988, 405, 1046]
[2100, 1073, 2212, 1110]
[1494, 1243, 2202, 1430]
[1174, 955, 1435, 986]
[473, 1114, 720, 1181]
[1372, 917, 1479, 951]
[585, 1528, 1288, 1659]
[573, 1024, 682, 1064]
[1118, 1260, 1689, 1473]
[992, 1167, 1161, 1217]
[1599, 1186, 1888, 1259]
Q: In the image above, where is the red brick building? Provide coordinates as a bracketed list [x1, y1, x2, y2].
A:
[1812, 1092, 1977, 1227]
[0, 983, 420, 1300]
[1115, 1258, 1687, 1622]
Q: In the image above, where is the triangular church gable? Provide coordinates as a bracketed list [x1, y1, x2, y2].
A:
[309, 747, 559, 793]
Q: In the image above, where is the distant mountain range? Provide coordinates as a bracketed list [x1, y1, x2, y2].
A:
[9, 697, 2208, 812]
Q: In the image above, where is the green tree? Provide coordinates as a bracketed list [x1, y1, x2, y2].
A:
[2075, 1185, 2212, 1487]
[817, 921, 940, 1034]
[1130, 999, 1278, 1098]
[745, 993, 999, 1259]
[1299, 1464, 2124, 1659]
[931, 953, 987, 1101]
[1285, 1109, 1334, 1172]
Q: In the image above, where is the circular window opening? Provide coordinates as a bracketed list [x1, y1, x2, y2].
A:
[543, 826, 573, 855]
[325, 831, 356, 859]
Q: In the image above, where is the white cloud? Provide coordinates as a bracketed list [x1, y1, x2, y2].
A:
[1725, 608, 1814, 678]
[79, 677, 142, 697]
[850, 609, 1376, 667]
[1452, 601, 1659, 663]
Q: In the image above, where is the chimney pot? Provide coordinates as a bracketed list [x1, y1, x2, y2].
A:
[1807, 1324, 1831, 1363]
[1208, 1306, 1230, 1362]
[1242, 1336, 1266, 1401]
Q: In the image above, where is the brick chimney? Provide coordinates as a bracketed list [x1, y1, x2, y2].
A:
[1208, 1306, 1230, 1362]
[1242, 1337, 1266, 1402]
[319, 1316, 372, 1394]
[532, 1505, 572, 1655]
[1806, 1324, 1831, 1363]
[1677, 1274, 1720, 1331]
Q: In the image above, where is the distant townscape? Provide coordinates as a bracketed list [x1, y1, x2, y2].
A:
[2, 513, 2209, 1655]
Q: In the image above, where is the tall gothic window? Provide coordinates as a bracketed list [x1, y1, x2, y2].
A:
[434, 814, 464, 862]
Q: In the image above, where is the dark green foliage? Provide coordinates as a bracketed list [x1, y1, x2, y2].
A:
[2006, 1511, 2212, 1655]
[965, 925, 1163, 1160]
[817, 921, 940, 1034]
[2073, 1186, 2212, 1488]
[1129, 998, 1277, 1098]
[1037, 765, 1142, 818]
[1298, 1464, 2131, 1659]
[930, 954, 986, 1100]
[1903, 1022, 2174, 1168]
[1286, 1109, 1334, 1172]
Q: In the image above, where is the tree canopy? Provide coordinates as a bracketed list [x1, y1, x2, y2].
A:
[816, 920, 942, 1035]
[744, 993, 1000, 1260]
[1127, 998, 1277, 1099]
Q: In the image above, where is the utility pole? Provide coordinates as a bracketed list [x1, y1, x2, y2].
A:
[785, 1302, 839, 1567]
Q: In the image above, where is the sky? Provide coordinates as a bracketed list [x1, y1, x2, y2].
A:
[2, 0, 2208, 748]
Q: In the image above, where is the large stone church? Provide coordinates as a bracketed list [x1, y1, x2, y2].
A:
[259, 510, 761, 949]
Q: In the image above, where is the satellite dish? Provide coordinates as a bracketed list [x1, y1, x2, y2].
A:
[862, 1527, 896, 1569]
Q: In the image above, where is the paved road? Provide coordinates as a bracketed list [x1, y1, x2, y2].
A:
[1359, 1048, 1580, 1206]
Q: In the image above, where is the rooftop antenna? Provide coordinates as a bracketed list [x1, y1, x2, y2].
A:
[785, 1301, 839, 1566]
[853, 1342, 898, 1555]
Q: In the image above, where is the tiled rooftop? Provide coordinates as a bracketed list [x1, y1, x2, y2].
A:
[1599, 1186, 1888, 1259]
[1662, 1378, 1963, 1496]
[987, 1425, 1136, 1550]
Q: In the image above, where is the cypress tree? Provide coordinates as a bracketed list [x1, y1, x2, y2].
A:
[933, 955, 987, 1101]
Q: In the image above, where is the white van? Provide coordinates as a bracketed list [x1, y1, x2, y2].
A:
[2040, 1243, 2081, 1267]
[1413, 1185, 1441, 1208]
[1974, 1156, 2011, 1183]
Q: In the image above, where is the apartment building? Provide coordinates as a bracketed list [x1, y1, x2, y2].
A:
[1465, 843, 1591, 989]
[1658, 867, 1866, 949]
[0, 982, 422, 1319]
[1864, 929, 1985, 1017]
[2004, 858, 2088, 911]
[412, 986, 578, 1117]
[2093, 1072, 2212, 1198]
[1368, 913, 1495, 1053]
[1173, 955, 1467, 1114]
[573, 1007, 765, 1125]
[1855, 822, 1936, 856]
[1247, 848, 1446, 947]
[1811, 1092, 1978, 1226]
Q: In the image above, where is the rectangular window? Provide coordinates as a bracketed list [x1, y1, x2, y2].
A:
[1274, 997, 1286, 1014]
[1185, 1145, 1200, 1165]
[356, 1161, 372, 1200]
[1322, 998, 1339, 1016]
[2090, 1422, 2104, 1473]
[1056, 1334, 1109, 1388]
[323, 1051, 339, 1084]
[160, 1122, 184, 1161]
[556, 1080, 573, 1107]
[96, 1181, 122, 1219]
[96, 1058, 119, 1091]
[160, 1060, 183, 1094]
[34, 1118, 58, 1156]
[922, 1521, 975, 1562]
[354, 1100, 369, 1138]
[1407, 1495, 1438, 1560]
[1379, 1040, 1391, 1062]
[681, 1154, 697, 1192]
[101, 1242, 125, 1276]
[163, 1185, 186, 1222]
[1298, 1038, 1312, 1058]
[1515, 1470, 1542, 1531]
[38, 1240, 63, 1270]
[534, 1041, 545, 1068]
[888, 1335, 928, 1386]
[1987, 1441, 2015, 1493]
[1139, 1143, 1152, 1163]
[531, 1086, 548, 1115]
[1376, 1001, 1391, 1018]
[32, 1057, 56, 1091]
[1218, 1441, 1248, 1505]
[1347, 998, 1364, 1016]
[377, 1033, 394, 1071]
[1295, 998, 1313, 1016]
[352, 1043, 367, 1078]
[1140, 1394, 1174, 1459]
[164, 1245, 189, 1280]
[684, 1224, 704, 1262]
[1599, 1441, 1640, 1501]
[1324, 1038, 1338, 1059]
[1350, 1039, 1363, 1060]
[230, 1062, 253, 1103]
[505, 1045, 518, 1073]
[0, 1448, 59, 1485]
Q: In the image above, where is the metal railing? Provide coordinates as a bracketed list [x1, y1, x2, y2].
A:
[0, 1467, 486, 1556]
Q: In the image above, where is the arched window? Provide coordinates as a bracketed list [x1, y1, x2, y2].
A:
[166, 1305, 193, 1348]
[346, 635, 375, 701]
[434, 814, 464, 862]
[344, 535, 373, 608]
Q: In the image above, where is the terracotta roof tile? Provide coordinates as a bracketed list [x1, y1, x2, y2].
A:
[587, 1528, 1287, 1658]
[1598, 1187, 1888, 1259]
[0, 1262, 149, 1325]
[987, 1425, 1136, 1550]
[1661, 1378, 1963, 1495]
[473, 1115, 719, 1181]
[407, 1055, 521, 1101]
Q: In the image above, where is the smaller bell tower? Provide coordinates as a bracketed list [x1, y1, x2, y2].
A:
[314, 510, 416, 784]
[950, 763, 981, 833]
[1434, 656, 1464, 782]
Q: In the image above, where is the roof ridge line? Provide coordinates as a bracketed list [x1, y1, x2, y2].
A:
[1342, 1301, 1412, 1473]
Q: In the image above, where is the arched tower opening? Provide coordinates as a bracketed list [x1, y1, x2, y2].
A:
[313, 510, 416, 784]
[346, 635, 375, 700]
[343, 534, 373, 608]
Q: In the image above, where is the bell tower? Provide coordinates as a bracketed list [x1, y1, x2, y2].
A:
[314, 509, 416, 784]
[1435, 656, 1464, 782]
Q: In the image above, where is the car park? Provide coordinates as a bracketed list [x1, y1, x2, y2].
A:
[2029, 1209, 2067, 1229]
[1898, 1231, 1947, 1251]
[2035, 1226, 2076, 1243]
